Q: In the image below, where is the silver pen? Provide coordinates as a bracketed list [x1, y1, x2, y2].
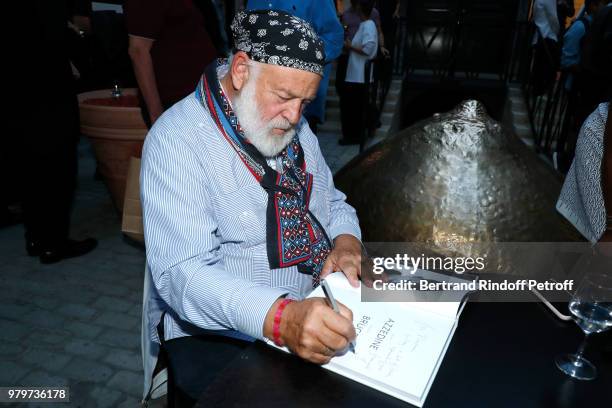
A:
[320, 279, 357, 353]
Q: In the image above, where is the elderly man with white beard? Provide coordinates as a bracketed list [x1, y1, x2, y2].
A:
[140, 9, 362, 407]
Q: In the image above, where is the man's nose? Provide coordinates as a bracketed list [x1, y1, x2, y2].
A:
[284, 100, 303, 125]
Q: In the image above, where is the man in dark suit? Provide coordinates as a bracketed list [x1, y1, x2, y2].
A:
[8, 0, 97, 263]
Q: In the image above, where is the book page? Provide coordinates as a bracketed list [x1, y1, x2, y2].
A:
[310, 273, 458, 402]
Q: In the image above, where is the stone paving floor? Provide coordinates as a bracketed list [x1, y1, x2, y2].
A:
[318, 130, 361, 175]
[0, 129, 360, 407]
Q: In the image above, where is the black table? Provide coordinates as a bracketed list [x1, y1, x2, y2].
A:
[197, 303, 612, 408]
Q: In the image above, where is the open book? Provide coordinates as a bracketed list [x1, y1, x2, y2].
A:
[266, 272, 468, 407]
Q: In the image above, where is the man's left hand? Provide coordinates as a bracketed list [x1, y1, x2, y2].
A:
[321, 234, 362, 287]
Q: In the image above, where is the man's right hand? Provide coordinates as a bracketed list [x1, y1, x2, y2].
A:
[267, 298, 356, 365]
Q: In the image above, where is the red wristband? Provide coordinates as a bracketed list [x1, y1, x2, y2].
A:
[273, 298, 293, 347]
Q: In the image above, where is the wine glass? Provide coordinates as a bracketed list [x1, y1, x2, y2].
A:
[555, 270, 612, 380]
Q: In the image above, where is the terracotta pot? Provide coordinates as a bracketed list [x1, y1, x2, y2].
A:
[78, 88, 147, 211]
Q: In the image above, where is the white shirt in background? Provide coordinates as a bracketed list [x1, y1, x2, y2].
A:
[532, 0, 560, 44]
[345, 19, 378, 83]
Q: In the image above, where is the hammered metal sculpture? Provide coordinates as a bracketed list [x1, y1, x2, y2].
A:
[335, 100, 580, 246]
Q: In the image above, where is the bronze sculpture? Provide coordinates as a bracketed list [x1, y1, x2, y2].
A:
[335, 100, 581, 275]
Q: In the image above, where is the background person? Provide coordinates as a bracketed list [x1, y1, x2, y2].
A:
[531, 0, 561, 96]
[557, 0, 576, 36]
[8, 0, 97, 263]
[338, 0, 379, 145]
[336, 0, 387, 98]
[560, 0, 605, 92]
[574, 1, 612, 123]
[125, 0, 217, 127]
[557, 0, 607, 170]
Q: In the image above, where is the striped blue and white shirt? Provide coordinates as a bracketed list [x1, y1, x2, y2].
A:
[140, 91, 361, 344]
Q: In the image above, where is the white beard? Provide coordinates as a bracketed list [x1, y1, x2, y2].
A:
[232, 75, 296, 158]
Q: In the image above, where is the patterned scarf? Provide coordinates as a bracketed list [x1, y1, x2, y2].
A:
[196, 61, 332, 286]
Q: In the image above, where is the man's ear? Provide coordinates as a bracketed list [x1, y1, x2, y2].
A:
[230, 51, 251, 91]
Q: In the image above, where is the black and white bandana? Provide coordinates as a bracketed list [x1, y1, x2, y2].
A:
[230, 9, 326, 76]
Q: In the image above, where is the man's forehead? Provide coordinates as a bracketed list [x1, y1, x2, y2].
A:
[261, 64, 320, 97]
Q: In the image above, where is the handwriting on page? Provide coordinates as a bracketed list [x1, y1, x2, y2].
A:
[348, 313, 434, 378]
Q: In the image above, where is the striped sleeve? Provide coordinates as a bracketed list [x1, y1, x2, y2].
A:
[140, 125, 287, 340]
